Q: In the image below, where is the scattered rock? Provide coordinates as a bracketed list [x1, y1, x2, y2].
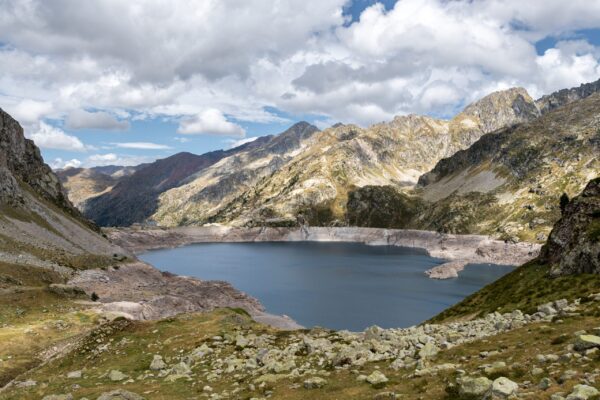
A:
[366, 371, 388, 386]
[149, 355, 167, 370]
[488, 377, 518, 398]
[96, 389, 145, 400]
[565, 384, 599, 400]
[303, 377, 327, 389]
[48, 284, 87, 298]
[459, 376, 493, 397]
[108, 370, 128, 381]
[574, 335, 600, 351]
[66, 370, 82, 379]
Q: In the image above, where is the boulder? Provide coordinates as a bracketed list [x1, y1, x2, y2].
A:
[459, 376, 493, 397]
[303, 377, 327, 389]
[108, 370, 128, 381]
[488, 377, 518, 398]
[149, 355, 167, 371]
[366, 371, 388, 386]
[42, 395, 74, 400]
[48, 284, 87, 298]
[565, 384, 599, 400]
[574, 335, 600, 351]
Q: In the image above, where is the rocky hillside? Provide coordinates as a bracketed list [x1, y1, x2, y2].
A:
[56, 166, 140, 209]
[83, 147, 259, 227]
[0, 108, 123, 269]
[414, 90, 600, 242]
[150, 88, 538, 227]
[541, 177, 600, 275]
[152, 122, 320, 226]
[3, 178, 600, 400]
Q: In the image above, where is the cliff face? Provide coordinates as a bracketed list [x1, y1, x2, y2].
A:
[0, 109, 72, 210]
[0, 108, 123, 270]
[415, 91, 600, 242]
[541, 177, 600, 275]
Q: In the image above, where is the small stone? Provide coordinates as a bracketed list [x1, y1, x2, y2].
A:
[108, 370, 128, 381]
[67, 370, 82, 379]
[96, 389, 145, 400]
[539, 377, 553, 390]
[42, 395, 74, 400]
[531, 367, 544, 376]
[418, 342, 439, 359]
[303, 377, 327, 389]
[366, 371, 388, 386]
[373, 391, 397, 399]
[149, 355, 167, 371]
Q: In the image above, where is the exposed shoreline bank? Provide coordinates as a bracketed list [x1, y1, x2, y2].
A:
[107, 226, 541, 267]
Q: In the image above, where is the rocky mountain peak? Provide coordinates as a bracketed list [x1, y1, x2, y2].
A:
[0, 108, 73, 211]
[541, 177, 600, 276]
[457, 87, 540, 133]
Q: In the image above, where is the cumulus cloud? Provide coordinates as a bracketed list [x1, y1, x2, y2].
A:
[28, 122, 88, 152]
[66, 109, 130, 130]
[178, 109, 246, 137]
[50, 158, 82, 170]
[111, 142, 172, 150]
[1, 0, 600, 132]
[6, 99, 53, 125]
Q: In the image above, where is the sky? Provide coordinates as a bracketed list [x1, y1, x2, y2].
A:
[1, 1, 600, 169]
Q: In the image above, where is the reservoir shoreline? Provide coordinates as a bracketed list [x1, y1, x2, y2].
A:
[108, 226, 541, 267]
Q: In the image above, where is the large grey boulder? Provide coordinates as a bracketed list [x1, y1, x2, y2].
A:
[459, 376, 493, 397]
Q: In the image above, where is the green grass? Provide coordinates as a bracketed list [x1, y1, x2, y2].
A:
[431, 261, 600, 323]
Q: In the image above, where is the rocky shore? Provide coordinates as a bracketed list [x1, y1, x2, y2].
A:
[67, 262, 302, 330]
[107, 226, 540, 271]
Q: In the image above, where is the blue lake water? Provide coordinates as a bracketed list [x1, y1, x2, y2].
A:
[139, 242, 513, 331]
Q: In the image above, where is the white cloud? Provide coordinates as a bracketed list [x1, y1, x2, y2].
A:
[226, 136, 260, 149]
[49, 158, 82, 170]
[66, 109, 129, 130]
[111, 142, 172, 150]
[178, 109, 246, 137]
[1, 0, 600, 130]
[84, 153, 154, 167]
[28, 122, 88, 152]
[7, 99, 53, 125]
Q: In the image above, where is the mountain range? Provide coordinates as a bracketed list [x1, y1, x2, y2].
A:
[57, 80, 600, 243]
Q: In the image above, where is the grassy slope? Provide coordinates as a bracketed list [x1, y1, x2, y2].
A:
[431, 261, 600, 323]
[1, 299, 599, 399]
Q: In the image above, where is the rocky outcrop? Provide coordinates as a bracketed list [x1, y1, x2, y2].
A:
[416, 91, 600, 242]
[0, 109, 126, 270]
[68, 261, 301, 329]
[424, 261, 468, 279]
[346, 185, 421, 228]
[535, 78, 600, 114]
[0, 108, 73, 211]
[541, 178, 600, 276]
